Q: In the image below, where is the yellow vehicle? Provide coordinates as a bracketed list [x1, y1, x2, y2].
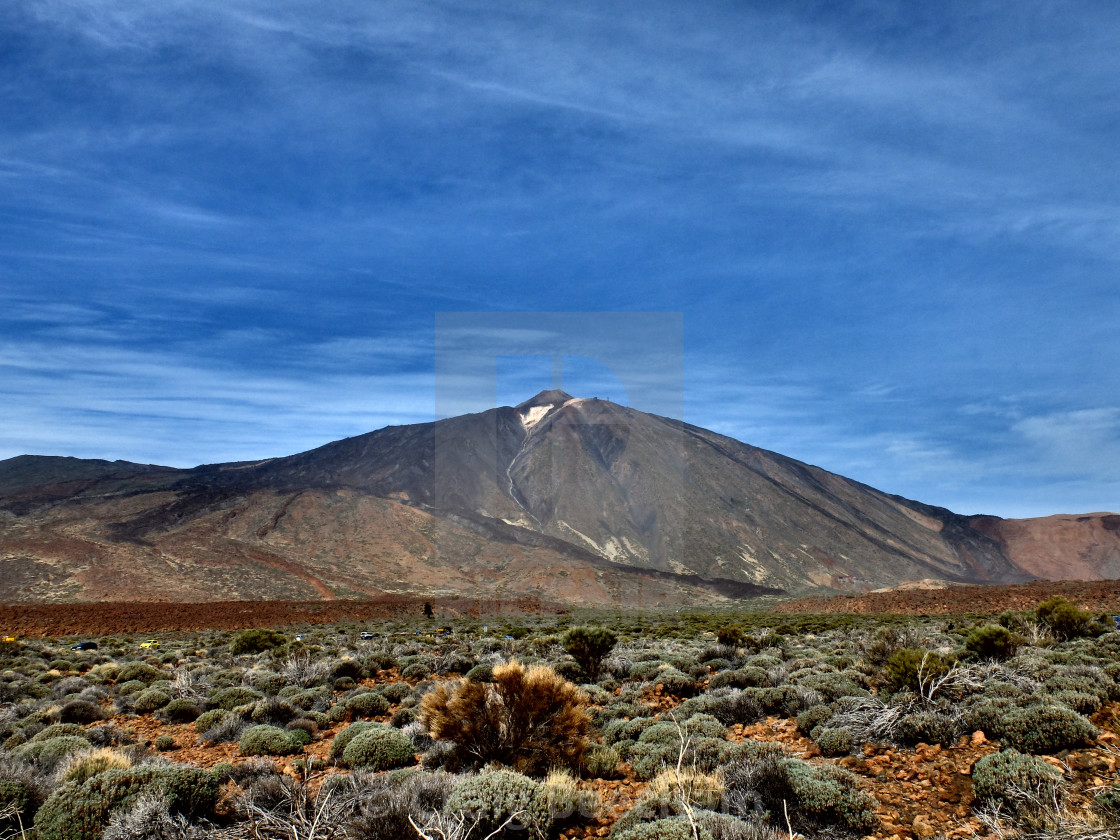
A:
[139, 639, 161, 649]
[2, 636, 16, 643]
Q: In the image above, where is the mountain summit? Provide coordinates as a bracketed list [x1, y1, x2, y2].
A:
[1, 394, 1117, 605]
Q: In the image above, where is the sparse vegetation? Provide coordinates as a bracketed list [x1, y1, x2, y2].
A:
[0, 596, 1119, 839]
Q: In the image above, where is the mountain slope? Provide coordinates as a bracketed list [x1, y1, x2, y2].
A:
[1, 391, 1116, 605]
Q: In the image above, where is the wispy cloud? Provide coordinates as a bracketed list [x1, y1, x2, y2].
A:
[2, 0, 1118, 517]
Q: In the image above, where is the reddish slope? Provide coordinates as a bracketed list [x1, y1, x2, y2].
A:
[971, 513, 1120, 581]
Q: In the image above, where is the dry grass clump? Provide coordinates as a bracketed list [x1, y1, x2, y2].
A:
[419, 660, 590, 775]
[647, 768, 724, 811]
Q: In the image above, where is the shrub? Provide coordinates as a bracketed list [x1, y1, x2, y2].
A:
[997, 703, 1097, 754]
[330, 658, 365, 681]
[157, 698, 201, 723]
[230, 629, 287, 655]
[883, 648, 954, 694]
[194, 709, 229, 735]
[539, 768, 599, 824]
[612, 819, 715, 840]
[58, 699, 105, 724]
[561, 627, 617, 682]
[419, 661, 590, 775]
[972, 749, 1064, 814]
[582, 743, 621, 778]
[1094, 784, 1120, 819]
[131, 688, 171, 713]
[238, 724, 304, 756]
[814, 727, 853, 757]
[329, 721, 377, 762]
[1049, 690, 1102, 715]
[339, 724, 415, 770]
[52, 748, 131, 786]
[716, 626, 745, 647]
[444, 769, 552, 838]
[401, 662, 431, 680]
[31, 723, 87, 741]
[464, 663, 494, 683]
[796, 704, 833, 735]
[154, 735, 175, 751]
[347, 692, 390, 718]
[333, 770, 454, 838]
[964, 624, 1019, 660]
[628, 736, 724, 781]
[647, 768, 724, 811]
[721, 754, 877, 834]
[115, 679, 146, 696]
[116, 662, 163, 684]
[655, 668, 698, 698]
[897, 711, 958, 747]
[1036, 596, 1093, 640]
[13, 735, 91, 771]
[376, 682, 413, 703]
[249, 697, 299, 726]
[209, 687, 260, 712]
[33, 765, 219, 840]
[199, 713, 246, 745]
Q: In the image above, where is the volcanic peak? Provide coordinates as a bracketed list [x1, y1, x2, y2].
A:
[516, 389, 574, 409]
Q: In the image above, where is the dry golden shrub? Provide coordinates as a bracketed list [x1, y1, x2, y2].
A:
[419, 660, 590, 775]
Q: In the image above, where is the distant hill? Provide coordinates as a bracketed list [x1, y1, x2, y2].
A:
[1, 391, 1117, 606]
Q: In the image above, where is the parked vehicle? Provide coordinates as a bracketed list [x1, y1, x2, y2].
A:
[70, 641, 98, 651]
[139, 639, 160, 649]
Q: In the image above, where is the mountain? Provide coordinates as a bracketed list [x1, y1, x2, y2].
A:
[1, 391, 1117, 606]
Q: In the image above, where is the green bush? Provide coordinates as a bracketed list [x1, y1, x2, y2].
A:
[814, 727, 853, 757]
[248, 697, 299, 726]
[883, 648, 954, 694]
[401, 662, 431, 680]
[238, 724, 304, 756]
[195, 709, 232, 734]
[1049, 690, 1102, 715]
[339, 723, 415, 770]
[654, 668, 697, 697]
[444, 770, 551, 838]
[154, 735, 176, 751]
[210, 685, 262, 710]
[561, 627, 617, 682]
[31, 723, 86, 741]
[612, 819, 715, 840]
[1094, 784, 1120, 819]
[115, 679, 146, 696]
[715, 626, 745, 647]
[346, 692, 390, 718]
[723, 754, 877, 834]
[116, 663, 163, 684]
[13, 735, 91, 771]
[33, 766, 219, 840]
[329, 720, 378, 762]
[796, 704, 833, 735]
[1036, 596, 1093, 640]
[58, 699, 105, 724]
[897, 711, 957, 747]
[582, 743, 621, 778]
[230, 629, 287, 655]
[131, 688, 171, 713]
[997, 703, 1098, 753]
[964, 624, 1018, 660]
[376, 682, 413, 702]
[157, 698, 201, 723]
[972, 749, 1063, 813]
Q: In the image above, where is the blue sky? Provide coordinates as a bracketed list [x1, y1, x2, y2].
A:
[1, 0, 1118, 518]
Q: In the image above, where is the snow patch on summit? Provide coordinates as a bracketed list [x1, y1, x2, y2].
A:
[520, 404, 554, 430]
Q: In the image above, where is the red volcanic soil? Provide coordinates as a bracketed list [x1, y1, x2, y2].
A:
[0, 594, 564, 637]
[774, 578, 1120, 615]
